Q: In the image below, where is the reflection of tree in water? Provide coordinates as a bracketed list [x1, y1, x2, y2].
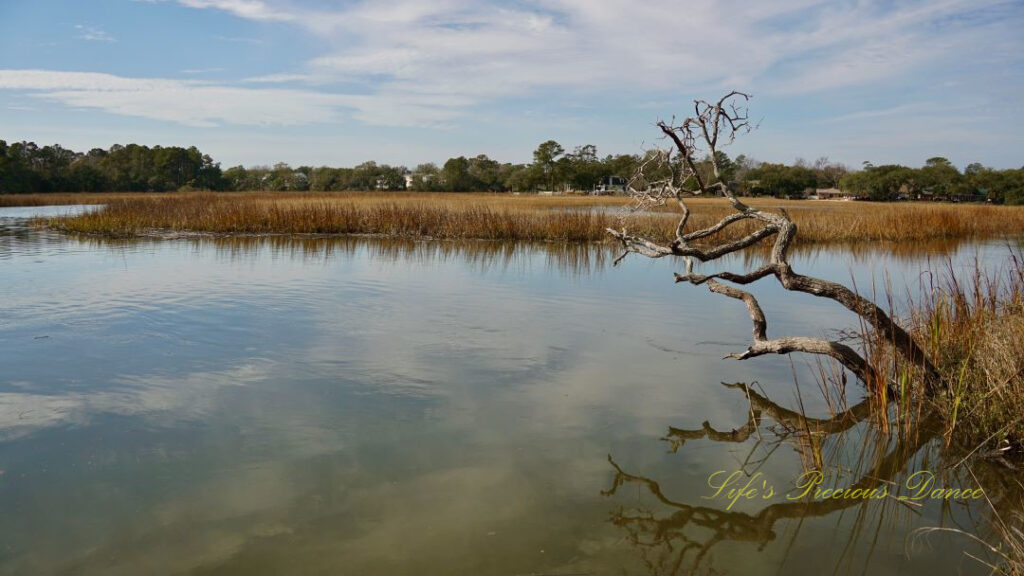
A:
[603, 382, 1021, 576]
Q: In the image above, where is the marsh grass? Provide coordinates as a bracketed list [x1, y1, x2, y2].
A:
[29, 191, 1024, 245]
[860, 249, 1024, 453]
[996, 513, 1024, 576]
[914, 252, 1024, 451]
[0, 192, 178, 207]
[43, 192, 666, 241]
[805, 250, 1024, 573]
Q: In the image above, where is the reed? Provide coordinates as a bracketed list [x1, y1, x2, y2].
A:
[864, 249, 1024, 452]
[825, 254, 1024, 574]
[42, 192, 662, 242]
[25, 191, 1024, 244]
[914, 252, 1024, 450]
[0, 192, 177, 207]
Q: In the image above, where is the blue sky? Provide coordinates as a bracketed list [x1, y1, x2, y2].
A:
[1, 0, 1022, 169]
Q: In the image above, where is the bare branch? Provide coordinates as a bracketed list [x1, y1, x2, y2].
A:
[705, 279, 878, 383]
[610, 91, 940, 392]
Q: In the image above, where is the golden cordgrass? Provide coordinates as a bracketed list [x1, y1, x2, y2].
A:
[861, 248, 1024, 453]
[915, 253, 1024, 450]
[0, 192, 178, 207]
[897, 254, 1024, 576]
[14, 190, 1024, 245]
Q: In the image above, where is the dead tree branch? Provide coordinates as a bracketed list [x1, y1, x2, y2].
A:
[607, 92, 939, 392]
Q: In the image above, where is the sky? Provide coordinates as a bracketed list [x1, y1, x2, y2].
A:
[0, 0, 1022, 170]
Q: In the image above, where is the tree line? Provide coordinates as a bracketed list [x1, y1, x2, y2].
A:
[2, 138, 1021, 204]
[0, 141, 223, 193]
[838, 158, 1024, 204]
[221, 141, 644, 194]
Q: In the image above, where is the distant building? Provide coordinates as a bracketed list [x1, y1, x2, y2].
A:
[914, 188, 985, 202]
[593, 175, 628, 195]
[815, 188, 848, 200]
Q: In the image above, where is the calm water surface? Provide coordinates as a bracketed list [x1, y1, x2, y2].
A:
[0, 206, 1018, 575]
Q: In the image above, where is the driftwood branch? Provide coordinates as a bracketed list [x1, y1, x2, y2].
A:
[609, 92, 939, 392]
[705, 279, 878, 383]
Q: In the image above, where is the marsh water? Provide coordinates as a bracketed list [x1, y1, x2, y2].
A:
[0, 206, 1019, 575]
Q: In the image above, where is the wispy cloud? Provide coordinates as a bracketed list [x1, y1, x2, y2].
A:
[213, 34, 266, 45]
[0, 69, 466, 127]
[178, 0, 295, 22]
[180, 67, 225, 74]
[820, 102, 975, 124]
[74, 24, 116, 42]
[3, 0, 1022, 143]
[167, 0, 1024, 113]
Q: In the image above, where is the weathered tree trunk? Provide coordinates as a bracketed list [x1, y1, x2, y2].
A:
[608, 92, 939, 392]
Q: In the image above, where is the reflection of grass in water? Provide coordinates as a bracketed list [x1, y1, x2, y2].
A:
[887, 251, 1024, 574]
[72, 234, 618, 279]
[32, 191, 1024, 245]
[67, 231, 997, 287]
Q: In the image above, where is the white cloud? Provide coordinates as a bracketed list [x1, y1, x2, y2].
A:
[2, 0, 1021, 134]
[74, 24, 116, 42]
[168, 0, 1023, 110]
[0, 69, 468, 127]
[177, 0, 295, 22]
[180, 67, 225, 74]
[212, 34, 265, 44]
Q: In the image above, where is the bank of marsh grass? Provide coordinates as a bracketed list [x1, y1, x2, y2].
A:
[915, 254, 1024, 450]
[858, 248, 1024, 457]
[32, 191, 1024, 245]
[0, 192, 178, 207]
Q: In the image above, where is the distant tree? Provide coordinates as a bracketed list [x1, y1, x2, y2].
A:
[532, 140, 565, 190]
[812, 156, 847, 189]
[441, 156, 473, 191]
[562, 145, 602, 191]
[223, 165, 251, 190]
[306, 166, 343, 191]
[964, 162, 985, 177]
[408, 163, 440, 191]
[467, 154, 503, 191]
[350, 161, 381, 190]
[840, 164, 914, 200]
[503, 164, 536, 192]
[917, 156, 962, 196]
[0, 140, 36, 193]
[959, 164, 1024, 205]
[712, 151, 737, 183]
[746, 163, 816, 197]
[603, 154, 641, 183]
[67, 162, 107, 192]
[375, 164, 407, 190]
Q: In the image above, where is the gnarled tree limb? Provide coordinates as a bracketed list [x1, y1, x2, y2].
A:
[610, 92, 940, 392]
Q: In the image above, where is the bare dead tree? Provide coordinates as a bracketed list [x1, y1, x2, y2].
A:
[608, 92, 939, 392]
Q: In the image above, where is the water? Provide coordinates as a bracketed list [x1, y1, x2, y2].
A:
[0, 206, 1018, 575]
